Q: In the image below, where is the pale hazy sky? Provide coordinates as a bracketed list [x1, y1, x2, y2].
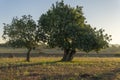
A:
[0, 0, 120, 44]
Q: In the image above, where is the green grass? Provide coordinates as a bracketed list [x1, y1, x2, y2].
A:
[0, 57, 120, 80]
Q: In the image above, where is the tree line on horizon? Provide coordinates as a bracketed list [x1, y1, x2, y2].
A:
[2, 0, 111, 62]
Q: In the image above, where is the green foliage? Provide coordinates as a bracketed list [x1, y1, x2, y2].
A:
[2, 15, 37, 49]
[38, 0, 111, 53]
[2, 15, 38, 61]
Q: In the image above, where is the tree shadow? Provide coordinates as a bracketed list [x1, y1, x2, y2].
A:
[0, 60, 61, 69]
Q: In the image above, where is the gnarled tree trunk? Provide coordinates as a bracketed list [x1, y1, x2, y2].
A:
[26, 48, 32, 62]
[68, 50, 76, 61]
[61, 49, 76, 61]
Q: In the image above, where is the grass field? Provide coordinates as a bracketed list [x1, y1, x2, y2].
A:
[0, 47, 120, 80]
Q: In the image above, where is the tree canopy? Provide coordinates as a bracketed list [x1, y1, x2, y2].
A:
[38, 0, 111, 61]
[2, 0, 112, 62]
[2, 15, 37, 62]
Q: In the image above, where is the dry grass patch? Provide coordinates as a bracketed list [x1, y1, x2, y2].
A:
[0, 57, 120, 80]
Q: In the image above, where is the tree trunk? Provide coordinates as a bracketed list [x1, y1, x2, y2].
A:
[68, 50, 76, 61]
[26, 48, 32, 62]
[61, 49, 76, 61]
[61, 49, 69, 61]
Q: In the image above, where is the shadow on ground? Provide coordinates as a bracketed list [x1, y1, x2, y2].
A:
[0, 60, 61, 69]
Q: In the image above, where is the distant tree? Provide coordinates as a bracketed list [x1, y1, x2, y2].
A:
[2, 15, 37, 62]
[38, 0, 111, 61]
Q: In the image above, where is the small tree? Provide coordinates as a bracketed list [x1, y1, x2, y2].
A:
[2, 15, 37, 62]
[38, 1, 111, 61]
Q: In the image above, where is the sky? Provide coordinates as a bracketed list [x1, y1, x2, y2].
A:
[0, 0, 120, 44]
